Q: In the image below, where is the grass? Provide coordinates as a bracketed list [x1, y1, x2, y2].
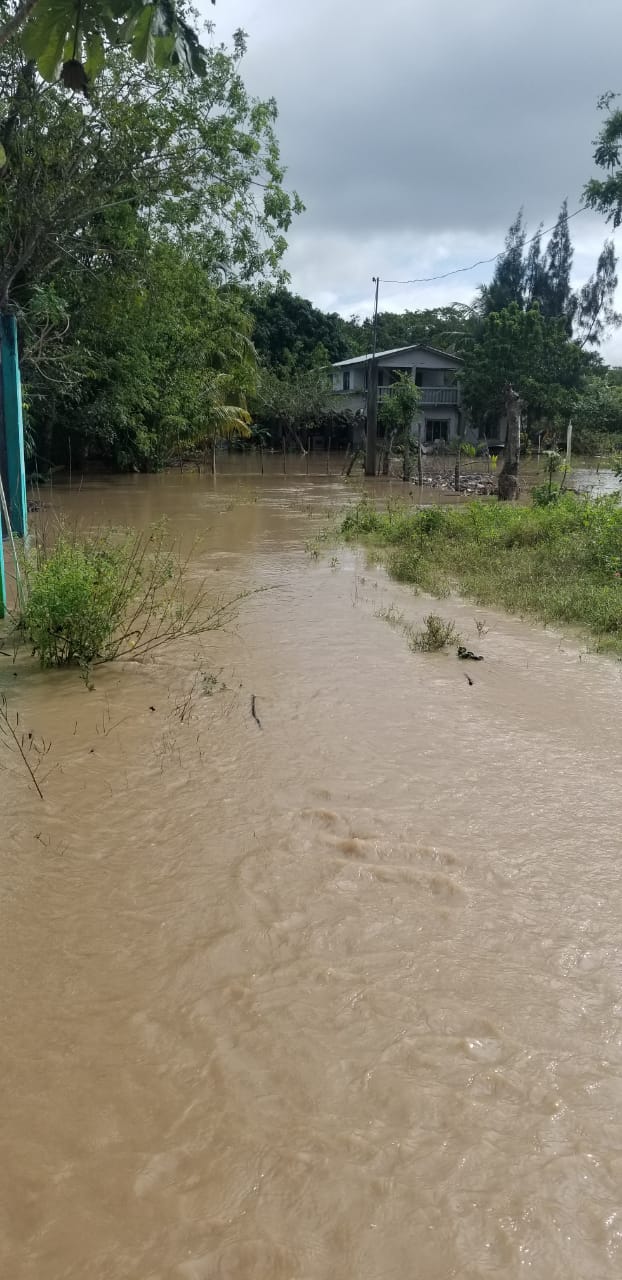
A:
[341, 493, 622, 655]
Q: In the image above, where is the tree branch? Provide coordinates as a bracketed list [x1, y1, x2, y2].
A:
[0, 0, 41, 51]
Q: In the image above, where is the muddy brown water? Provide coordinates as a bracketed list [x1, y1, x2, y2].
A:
[2, 461, 622, 1279]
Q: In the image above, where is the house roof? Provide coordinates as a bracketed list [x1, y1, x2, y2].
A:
[332, 343, 462, 368]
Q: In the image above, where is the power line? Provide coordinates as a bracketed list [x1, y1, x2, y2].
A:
[380, 205, 589, 286]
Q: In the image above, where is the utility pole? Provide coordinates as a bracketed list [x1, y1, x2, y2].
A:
[365, 276, 380, 476]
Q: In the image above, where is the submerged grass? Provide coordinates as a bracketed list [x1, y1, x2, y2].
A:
[341, 494, 622, 655]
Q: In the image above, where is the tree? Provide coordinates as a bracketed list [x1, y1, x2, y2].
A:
[584, 92, 622, 226]
[572, 375, 622, 444]
[253, 365, 337, 452]
[524, 223, 546, 308]
[0, 31, 299, 470]
[377, 373, 421, 479]
[199, 377, 252, 476]
[539, 199, 574, 329]
[248, 288, 351, 368]
[0, 0, 207, 99]
[479, 210, 527, 315]
[575, 240, 620, 347]
[341, 304, 480, 359]
[38, 244, 257, 470]
[0, 33, 301, 314]
[461, 303, 586, 436]
[479, 202, 619, 347]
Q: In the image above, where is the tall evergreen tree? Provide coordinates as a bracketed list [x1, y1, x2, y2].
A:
[575, 239, 620, 347]
[524, 223, 546, 308]
[540, 200, 575, 329]
[479, 210, 526, 314]
[479, 200, 619, 348]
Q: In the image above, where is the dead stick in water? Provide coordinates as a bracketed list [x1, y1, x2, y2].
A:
[251, 694, 262, 729]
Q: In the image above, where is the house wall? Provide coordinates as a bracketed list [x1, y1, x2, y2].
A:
[332, 366, 366, 393]
[377, 349, 458, 377]
[332, 350, 488, 447]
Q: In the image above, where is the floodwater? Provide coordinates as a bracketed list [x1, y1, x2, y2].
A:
[2, 458, 622, 1279]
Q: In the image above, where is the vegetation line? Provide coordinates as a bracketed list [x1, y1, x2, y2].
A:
[341, 495, 622, 656]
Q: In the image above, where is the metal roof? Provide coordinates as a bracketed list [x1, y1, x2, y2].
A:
[332, 343, 462, 368]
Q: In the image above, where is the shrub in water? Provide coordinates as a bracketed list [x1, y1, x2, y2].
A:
[23, 534, 129, 668]
[410, 613, 460, 652]
[20, 522, 242, 671]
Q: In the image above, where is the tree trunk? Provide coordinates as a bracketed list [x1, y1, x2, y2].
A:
[211, 437, 216, 476]
[417, 425, 423, 488]
[345, 446, 362, 477]
[498, 384, 521, 501]
[382, 430, 395, 476]
[454, 450, 460, 492]
[402, 437, 413, 482]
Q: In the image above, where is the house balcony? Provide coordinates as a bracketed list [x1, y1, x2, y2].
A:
[378, 384, 460, 406]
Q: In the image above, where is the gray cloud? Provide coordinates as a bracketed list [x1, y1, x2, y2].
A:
[206, 0, 622, 359]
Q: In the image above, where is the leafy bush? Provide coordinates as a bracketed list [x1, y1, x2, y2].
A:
[410, 613, 460, 652]
[24, 535, 129, 667]
[20, 522, 242, 672]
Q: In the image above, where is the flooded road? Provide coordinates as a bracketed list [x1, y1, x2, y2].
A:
[2, 463, 622, 1279]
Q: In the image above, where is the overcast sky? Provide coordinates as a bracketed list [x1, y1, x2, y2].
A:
[203, 0, 622, 362]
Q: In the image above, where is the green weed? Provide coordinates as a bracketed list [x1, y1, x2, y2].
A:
[17, 521, 243, 673]
[340, 494, 622, 655]
[410, 613, 460, 652]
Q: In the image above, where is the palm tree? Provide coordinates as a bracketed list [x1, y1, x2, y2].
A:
[202, 377, 252, 476]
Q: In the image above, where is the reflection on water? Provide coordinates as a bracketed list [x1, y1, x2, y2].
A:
[2, 462, 622, 1279]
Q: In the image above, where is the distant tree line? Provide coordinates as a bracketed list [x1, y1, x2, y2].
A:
[3, 15, 622, 473]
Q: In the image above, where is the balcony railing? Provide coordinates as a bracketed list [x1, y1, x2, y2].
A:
[378, 384, 459, 406]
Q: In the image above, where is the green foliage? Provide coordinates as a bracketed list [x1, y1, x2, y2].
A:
[340, 304, 480, 358]
[20, 522, 243, 670]
[23, 531, 133, 667]
[0, 32, 300, 470]
[248, 288, 350, 368]
[573, 375, 622, 438]
[378, 373, 422, 434]
[585, 94, 622, 228]
[479, 202, 618, 346]
[341, 495, 622, 653]
[1, 0, 208, 86]
[461, 302, 586, 433]
[480, 210, 527, 315]
[410, 613, 460, 652]
[253, 364, 337, 448]
[531, 452, 569, 506]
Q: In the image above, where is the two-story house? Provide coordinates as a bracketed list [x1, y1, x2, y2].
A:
[332, 343, 475, 448]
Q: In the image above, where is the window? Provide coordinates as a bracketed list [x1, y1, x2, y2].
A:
[425, 419, 449, 444]
[342, 370, 351, 391]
